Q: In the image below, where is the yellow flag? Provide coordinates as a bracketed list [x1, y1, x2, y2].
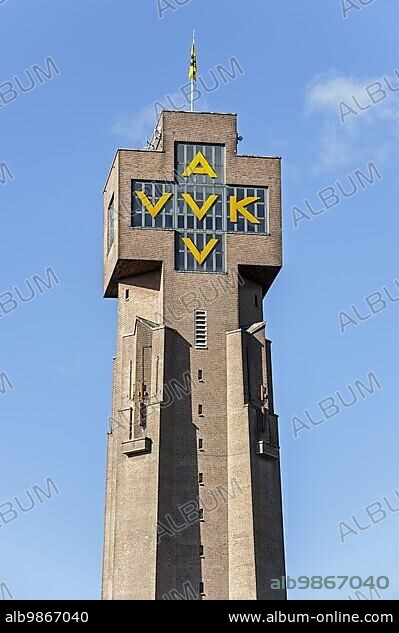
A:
[189, 37, 197, 81]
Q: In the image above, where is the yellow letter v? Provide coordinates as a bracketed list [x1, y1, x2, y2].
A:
[182, 237, 219, 264]
[182, 193, 218, 220]
[135, 191, 172, 218]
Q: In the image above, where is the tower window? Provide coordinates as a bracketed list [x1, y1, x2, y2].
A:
[195, 310, 207, 349]
[199, 472, 203, 485]
[198, 404, 203, 416]
[129, 361, 133, 399]
[125, 289, 130, 300]
[254, 294, 258, 307]
[199, 545, 204, 557]
[198, 369, 203, 381]
[139, 402, 147, 429]
[199, 508, 204, 521]
[199, 582, 204, 595]
[198, 438, 203, 450]
[128, 408, 133, 441]
[108, 194, 115, 252]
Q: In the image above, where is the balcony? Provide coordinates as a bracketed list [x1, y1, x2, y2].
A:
[256, 440, 279, 460]
[122, 437, 152, 457]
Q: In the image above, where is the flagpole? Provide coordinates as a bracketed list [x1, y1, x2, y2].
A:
[190, 30, 195, 112]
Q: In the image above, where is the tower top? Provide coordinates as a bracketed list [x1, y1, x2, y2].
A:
[103, 111, 282, 298]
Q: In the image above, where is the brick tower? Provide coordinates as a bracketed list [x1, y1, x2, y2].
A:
[102, 111, 286, 600]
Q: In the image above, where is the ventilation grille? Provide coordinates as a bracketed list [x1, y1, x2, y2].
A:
[195, 310, 207, 349]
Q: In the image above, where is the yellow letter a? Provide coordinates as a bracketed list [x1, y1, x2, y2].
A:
[135, 191, 172, 218]
[183, 152, 217, 178]
[229, 196, 260, 224]
[181, 193, 218, 220]
[182, 237, 219, 264]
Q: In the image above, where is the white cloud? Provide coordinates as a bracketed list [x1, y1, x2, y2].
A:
[305, 71, 399, 171]
[112, 89, 210, 147]
[112, 102, 159, 148]
[307, 74, 367, 112]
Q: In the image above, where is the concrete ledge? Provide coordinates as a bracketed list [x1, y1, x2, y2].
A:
[122, 437, 152, 457]
[256, 440, 279, 460]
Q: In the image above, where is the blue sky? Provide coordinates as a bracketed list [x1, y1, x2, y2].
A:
[0, 0, 398, 600]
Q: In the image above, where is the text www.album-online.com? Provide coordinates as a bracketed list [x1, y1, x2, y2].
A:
[228, 612, 394, 624]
